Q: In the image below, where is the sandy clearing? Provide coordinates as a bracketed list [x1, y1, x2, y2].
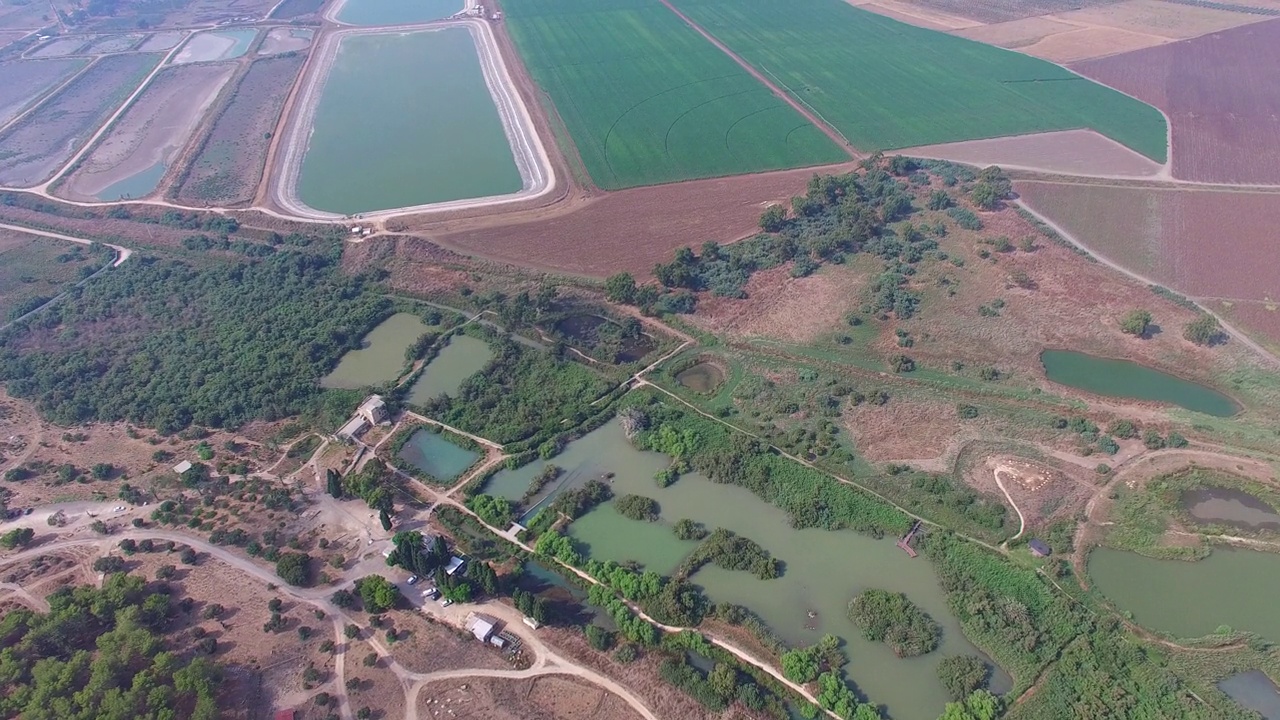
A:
[1049, 0, 1265, 39]
[899, 129, 1163, 178]
[60, 63, 235, 202]
[847, 0, 983, 30]
[952, 15, 1074, 46]
[271, 20, 555, 221]
[690, 263, 866, 344]
[27, 37, 89, 58]
[258, 26, 313, 55]
[1016, 25, 1170, 62]
[171, 32, 237, 64]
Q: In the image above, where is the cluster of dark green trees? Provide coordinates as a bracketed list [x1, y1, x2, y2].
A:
[676, 528, 780, 580]
[0, 573, 222, 719]
[0, 246, 388, 432]
[848, 589, 941, 657]
[525, 478, 613, 535]
[615, 493, 659, 521]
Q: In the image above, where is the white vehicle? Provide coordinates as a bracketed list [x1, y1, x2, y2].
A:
[406, 575, 419, 585]
[441, 598, 454, 608]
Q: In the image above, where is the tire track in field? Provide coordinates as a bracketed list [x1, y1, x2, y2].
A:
[654, 0, 858, 158]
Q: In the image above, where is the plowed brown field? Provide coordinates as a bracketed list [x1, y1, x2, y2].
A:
[1016, 181, 1280, 303]
[1072, 19, 1280, 184]
[430, 163, 852, 278]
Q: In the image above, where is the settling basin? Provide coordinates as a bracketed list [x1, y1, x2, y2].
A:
[293, 26, 524, 215]
[406, 334, 493, 405]
[335, 0, 461, 25]
[1089, 547, 1280, 641]
[321, 312, 432, 389]
[396, 428, 479, 483]
[497, 420, 1011, 719]
[1040, 350, 1238, 417]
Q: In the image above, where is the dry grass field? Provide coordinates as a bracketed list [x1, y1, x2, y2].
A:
[0, 57, 87, 126]
[0, 230, 104, 322]
[1073, 18, 1280, 183]
[900, 129, 1164, 177]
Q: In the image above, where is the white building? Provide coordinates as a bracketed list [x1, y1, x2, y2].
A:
[466, 614, 498, 642]
[172, 461, 193, 475]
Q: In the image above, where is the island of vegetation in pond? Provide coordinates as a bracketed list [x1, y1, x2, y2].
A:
[1040, 350, 1238, 417]
[395, 428, 479, 483]
[848, 588, 941, 657]
[615, 494, 659, 522]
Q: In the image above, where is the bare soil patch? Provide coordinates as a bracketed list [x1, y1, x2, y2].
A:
[847, 0, 981, 30]
[843, 396, 961, 463]
[258, 27, 313, 55]
[1072, 19, 1280, 183]
[1017, 181, 1280, 303]
[418, 674, 643, 720]
[346, 641, 406, 720]
[901, 129, 1163, 177]
[431, 163, 853, 278]
[176, 53, 304, 206]
[1051, 0, 1263, 39]
[0, 2, 50, 29]
[1017, 25, 1169, 62]
[0, 57, 87, 127]
[389, 611, 509, 675]
[0, 52, 160, 186]
[136, 31, 187, 52]
[60, 62, 235, 201]
[967, 454, 1094, 530]
[953, 15, 1074, 46]
[888, 0, 1123, 24]
[690, 263, 865, 344]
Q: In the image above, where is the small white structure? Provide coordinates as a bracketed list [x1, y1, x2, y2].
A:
[466, 613, 498, 642]
[445, 556, 465, 576]
[489, 635, 507, 649]
[337, 416, 370, 443]
[358, 395, 389, 425]
[172, 461, 193, 475]
[522, 616, 540, 630]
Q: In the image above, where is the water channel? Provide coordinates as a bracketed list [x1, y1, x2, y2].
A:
[1040, 350, 1238, 417]
[486, 420, 1012, 719]
[406, 334, 493, 405]
[296, 27, 523, 215]
[321, 312, 432, 389]
[1089, 547, 1280, 641]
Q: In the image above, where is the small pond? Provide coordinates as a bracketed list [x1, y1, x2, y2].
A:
[1219, 671, 1280, 719]
[1089, 547, 1280, 641]
[510, 420, 1012, 719]
[516, 560, 612, 629]
[1040, 350, 1238, 417]
[406, 334, 493, 405]
[395, 428, 478, 483]
[552, 314, 655, 364]
[321, 313, 432, 389]
[675, 362, 725, 394]
[1182, 486, 1280, 532]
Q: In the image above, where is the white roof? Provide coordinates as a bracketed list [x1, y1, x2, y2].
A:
[172, 461, 193, 474]
[338, 416, 369, 438]
[445, 556, 465, 575]
[359, 396, 385, 413]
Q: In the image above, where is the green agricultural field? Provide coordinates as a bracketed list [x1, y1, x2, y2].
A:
[502, 0, 849, 189]
[668, 0, 1168, 161]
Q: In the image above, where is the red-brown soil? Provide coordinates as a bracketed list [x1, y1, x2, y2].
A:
[429, 164, 852, 278]
[1072, 19, 1280, 184]
[1016, 181, 1280, 303]
[900, 129, 1163, 177]
[1217, 300, 1280, 353]
[687, 263, 866, 344]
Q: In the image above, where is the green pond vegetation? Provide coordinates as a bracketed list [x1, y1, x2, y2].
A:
[667, 0, 1167, 160]
[502, 0, 848, 188]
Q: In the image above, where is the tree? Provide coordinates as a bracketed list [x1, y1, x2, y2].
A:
[781, 648, 820, 683]
[970, 183, 999, 210]
[1184, 314, 1224, 346]
[90, 463, 114, 480]
[759, 204, 788, 233]
[355, 575, 401, 613]
[275, 552, 314, 587]
[927, 190, 953, 211]
[585, 624, 614, 651]
[937, 655, 988, 700]
[848, 589, 940, 657]
[615, 494, 659, 522]
[378, 508, 392, 531]
[604, 273, 637, 304]
[326, 469, 343, 498]
[1119, 309, 1152, 337]
[1, 527, 34, 549]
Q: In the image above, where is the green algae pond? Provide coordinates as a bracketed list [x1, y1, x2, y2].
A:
[336, 0, 461, 26]
[396, 428, 478, 483]
[321, 313, 432, 389]
[487, 421, 1012, 719]
[296, 27, 522, 215]
[1089, 547, 1280, 641]
[1040, 350, 1238, 417]
[406, 334, 493, 405]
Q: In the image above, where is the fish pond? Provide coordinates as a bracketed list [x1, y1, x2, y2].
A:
[489, 421, 1011, 719]
[406, 334, 493, 406]
[1040, 350, 1238, 417]
[335, 0, 461, 26]
[173, 28, 257, 64]
[675, 362, 725, 394]
[1089, 547, 1280, 641]
[396, 428, 478, 483]
[1182, 486, 1280, 532]
[1218, 671, 1280, 720]
[321, 312, 433, 389]
[296, 27, 522, 215]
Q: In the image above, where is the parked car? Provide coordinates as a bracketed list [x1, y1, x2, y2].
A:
[406, 575, 419, 585]
[441, 598, 454, 608]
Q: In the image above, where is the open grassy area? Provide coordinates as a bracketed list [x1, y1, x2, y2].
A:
[0, 234, 109, 322]
[503, 0, 848, 189]
[668, 0, 1168, 161]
